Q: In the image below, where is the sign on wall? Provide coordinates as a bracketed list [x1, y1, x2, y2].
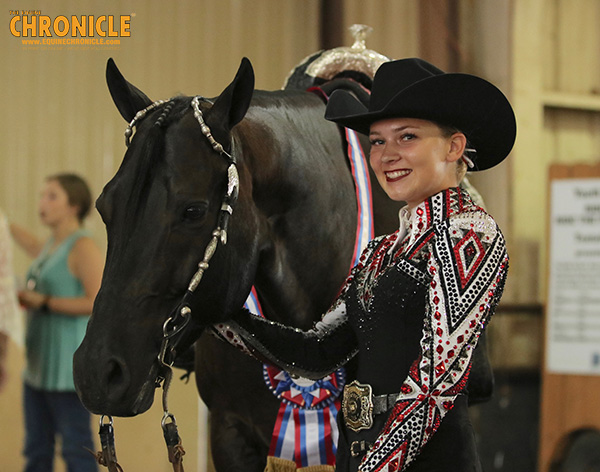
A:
[546, 178, 600, 375]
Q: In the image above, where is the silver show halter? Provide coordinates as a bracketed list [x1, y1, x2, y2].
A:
[123, 95, 239, 296]
[96, 95, 240, 472]
[156, 94, 240, 376]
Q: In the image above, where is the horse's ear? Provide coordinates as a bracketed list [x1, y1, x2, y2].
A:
[106, 58, 153, 122]
[206, 57, 255, 144]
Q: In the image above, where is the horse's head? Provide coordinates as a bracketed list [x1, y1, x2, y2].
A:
[74, 58, 257, 416]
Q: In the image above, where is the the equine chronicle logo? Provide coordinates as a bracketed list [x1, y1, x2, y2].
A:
[9, 10, 131, 48]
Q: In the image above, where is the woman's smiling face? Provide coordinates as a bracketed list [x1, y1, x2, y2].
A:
[369, 117, 465, 207]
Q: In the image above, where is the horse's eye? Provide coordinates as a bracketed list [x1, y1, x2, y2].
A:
[183, 204, 207, 221]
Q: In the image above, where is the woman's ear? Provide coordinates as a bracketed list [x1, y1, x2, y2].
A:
[69, 203, 82, 221]
[447, 132, 467, 163]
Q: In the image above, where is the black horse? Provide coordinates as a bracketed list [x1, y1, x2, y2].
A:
[74, 57, 490, 471]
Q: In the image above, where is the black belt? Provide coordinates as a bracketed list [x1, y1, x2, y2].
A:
[342, 380, 399, 432]
[373, 392, 399, 414]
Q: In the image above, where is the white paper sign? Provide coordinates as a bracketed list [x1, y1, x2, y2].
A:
[546, 178, 600, 375]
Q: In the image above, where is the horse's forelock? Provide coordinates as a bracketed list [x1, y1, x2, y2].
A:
[152, 96, 190, 128]
[118, 97, 192, 239]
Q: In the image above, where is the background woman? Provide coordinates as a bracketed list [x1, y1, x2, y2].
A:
[221, 58, 516, 471]
[11, 173, 103, 472]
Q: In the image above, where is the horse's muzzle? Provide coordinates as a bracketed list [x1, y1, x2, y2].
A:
[73, 341, 157, 417]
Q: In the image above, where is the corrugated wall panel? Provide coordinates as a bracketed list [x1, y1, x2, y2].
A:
[2, 0, 321, 272]
[343, 0, 420, 59]
[545, 0, 600, 94]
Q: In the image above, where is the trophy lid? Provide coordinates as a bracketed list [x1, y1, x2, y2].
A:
[283, 24, 390, 89]
[306, 24, 390, 80]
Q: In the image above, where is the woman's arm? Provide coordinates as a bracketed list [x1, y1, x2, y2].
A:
[216, 236, 385, 379]
[9, 222, 44, 259]
[18, 236, 104, 316]
[224, 298, 358, 380]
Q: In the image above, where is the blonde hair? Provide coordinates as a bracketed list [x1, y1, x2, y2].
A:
[436, 123, 470, 182]
[456, 158, 468, 181]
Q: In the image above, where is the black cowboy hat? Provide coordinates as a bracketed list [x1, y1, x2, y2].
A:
[325, 58, 517, 171]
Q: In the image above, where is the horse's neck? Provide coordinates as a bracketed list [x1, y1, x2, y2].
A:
[238, 97, 357, 328]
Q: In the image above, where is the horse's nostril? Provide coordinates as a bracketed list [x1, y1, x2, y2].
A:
[105, 357, 131, 399]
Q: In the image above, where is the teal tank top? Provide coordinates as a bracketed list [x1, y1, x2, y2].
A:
[24, 229, 92, 391]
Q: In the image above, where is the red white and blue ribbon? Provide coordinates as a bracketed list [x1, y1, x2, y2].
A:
[243, 287, 343, 467]
[345, 127, 374, 266]
[244, 286, 263, 317]
[242, 124, 374, 468]
[264, 366, 344, 467]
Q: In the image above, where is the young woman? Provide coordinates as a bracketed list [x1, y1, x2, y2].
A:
[222, 58, 516, 471]
[11, 173, 103, 472]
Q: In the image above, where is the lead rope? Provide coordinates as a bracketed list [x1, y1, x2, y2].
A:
[158, 310, 188, 472]
[92, 415, 124, 472]
[161, 367, 186, 472]
[92, 394, 185, 472]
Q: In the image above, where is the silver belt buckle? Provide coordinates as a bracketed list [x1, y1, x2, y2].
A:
[342, 380, 374, 432]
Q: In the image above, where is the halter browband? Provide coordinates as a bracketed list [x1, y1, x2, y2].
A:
[124, 99, 168, 147]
